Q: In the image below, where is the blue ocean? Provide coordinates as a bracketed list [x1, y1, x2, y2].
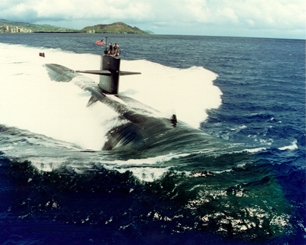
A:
[0, 33, 305, 244]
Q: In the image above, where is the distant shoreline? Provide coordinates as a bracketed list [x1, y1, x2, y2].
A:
[0, 32, 152, 34]
[0, 20, 151, 34]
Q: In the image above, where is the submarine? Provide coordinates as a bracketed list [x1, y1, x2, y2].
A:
[44, 42, 212, 151]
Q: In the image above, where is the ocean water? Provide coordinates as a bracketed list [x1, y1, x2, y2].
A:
[0, 33, 305, 244]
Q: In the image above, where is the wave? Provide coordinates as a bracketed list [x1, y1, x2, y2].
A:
[278, 140, 298, 151]
[232, 140, 299, 154]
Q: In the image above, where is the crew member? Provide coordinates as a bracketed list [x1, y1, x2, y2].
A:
[113, 43, 119, 56]
[171, 114, 177, 127]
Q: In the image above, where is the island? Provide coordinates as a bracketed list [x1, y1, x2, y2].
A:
[81, 22, 148, 34]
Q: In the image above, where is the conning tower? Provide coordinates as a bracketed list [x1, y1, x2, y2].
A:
[77, 42, 140, 95]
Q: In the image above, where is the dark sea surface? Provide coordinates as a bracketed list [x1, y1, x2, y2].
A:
[0, 33, 305, 244]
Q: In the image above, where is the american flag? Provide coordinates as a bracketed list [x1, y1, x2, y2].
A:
[95, 39, 106, 46]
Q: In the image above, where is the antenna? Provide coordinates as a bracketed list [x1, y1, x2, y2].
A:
[104, 37, 108, 54]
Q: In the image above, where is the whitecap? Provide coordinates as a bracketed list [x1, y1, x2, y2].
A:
[279, 140, 298, 151]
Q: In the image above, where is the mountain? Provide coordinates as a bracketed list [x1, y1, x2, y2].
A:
[0, 19, 77, 33]
[81, 22, 149, 34]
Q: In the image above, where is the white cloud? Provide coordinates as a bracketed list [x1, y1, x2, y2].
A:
[0, 0, 305, 38]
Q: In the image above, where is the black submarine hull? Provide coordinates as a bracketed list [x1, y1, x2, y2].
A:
[45, 62, 214, 151]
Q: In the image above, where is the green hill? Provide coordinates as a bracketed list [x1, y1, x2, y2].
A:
[81, 22, 149, 34]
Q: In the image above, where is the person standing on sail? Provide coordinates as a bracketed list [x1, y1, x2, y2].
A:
[113, 43, 119, 56]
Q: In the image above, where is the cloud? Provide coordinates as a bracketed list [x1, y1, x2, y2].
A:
[182, 0, 305, 29]
[0, 0, 305, 38]
[0, 0, 38, 22]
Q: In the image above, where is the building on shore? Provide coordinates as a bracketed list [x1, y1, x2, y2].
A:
[1, 25, 32, 33]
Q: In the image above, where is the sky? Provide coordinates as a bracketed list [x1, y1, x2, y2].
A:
[1, 0, 305, 39]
